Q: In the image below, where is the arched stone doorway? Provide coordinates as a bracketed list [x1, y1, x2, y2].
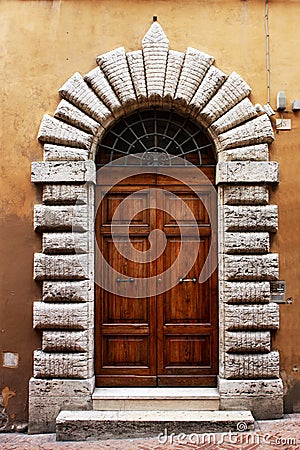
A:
[30, 22, 283, 433]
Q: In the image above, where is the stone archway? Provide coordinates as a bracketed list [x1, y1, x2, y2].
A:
[29, 22, 283, 433]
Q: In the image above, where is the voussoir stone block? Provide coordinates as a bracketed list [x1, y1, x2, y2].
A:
[126, 50, 147, 102]
[43, 144, 89, 161]
[34, 205, 88, 232]
[223, 205, 278, 231]
[224, 232, 269, 254]
[33, 350, 90, 379]
[42, 331, 89, 352]
[225, 331, 271, 353]
[225, 303, 279, 330]
[190, 66, 227, 115]
[38, 114, 93, 150]
[222, 281, 271, 304]
[33, 302, 89, 330]
[224, 351, 280, 379]
[218, 143, 269, 162]
[42, 232, 88, 254]
[34, 253, 88, 281]
[163, 50, 185, 100]
[210, 98, 257, 135]
[224, 254, 279, 281]
[54, 100, 101, 135]
[223, 185, 269, 205]
[42, 280, 92, 303]
[216, 161, 279, 184]
[31, 161, 95, 184]
[42, 184, 89, 205]
[84, 66, 122, 112]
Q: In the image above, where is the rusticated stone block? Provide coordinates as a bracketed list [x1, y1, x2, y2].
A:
[164, 50, 185, 100]
[222, 281, 270, 303]
[34, 254, 88, 281]
[218, 143, 269, 162]
[200, 72, 251, 125]
[33, 302, 89, 330]
[38, 114, 93, 149]
[218, 114, 274, 149]
[190, 66, 227, 115]
[223, 205, 278, 231]
[175, 47, 214, 104]
[42, 184, 88, 205]
[224, 254, 279, 281]
[127, 50, 147, 101]
[223, 185, 269, 205]
[43, 280, 92, 303]
[216, 161, 279, 184]
[43, 144, 89, 161]
[224, 352, 280, 379]
[33, 350, 90, 379]
[225, 303, 279, 330]
[42, 232, 88, 254]
[84, 67, 121, 112]
[224, 232, 269, 254]
[28, 377, 94, 433]
[34, 205, 88, 232]
[225, 331, 271, 353]
[218, 378, 283, 420]
[59, 72, 112, 124]
[31, 161, 95, 184]
[42, 331, 88, 352]
[210, 98, 257, 135]
[97, 47, 136, 105]
[54, 100, 101, 135]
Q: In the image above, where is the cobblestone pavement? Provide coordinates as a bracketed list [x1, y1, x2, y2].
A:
[0, 414, 299, 450]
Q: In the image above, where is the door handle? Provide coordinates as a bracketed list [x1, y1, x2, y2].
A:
[116, 277, 135, 283]
[179, 277, 197, 283]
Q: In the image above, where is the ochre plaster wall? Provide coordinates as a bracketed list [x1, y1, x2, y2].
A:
[0, 0, 299, 424]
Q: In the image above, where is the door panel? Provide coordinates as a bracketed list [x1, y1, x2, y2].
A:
[95, 172, 218, 387]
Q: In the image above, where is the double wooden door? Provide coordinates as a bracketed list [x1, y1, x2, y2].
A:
[95, 169, 218, 387]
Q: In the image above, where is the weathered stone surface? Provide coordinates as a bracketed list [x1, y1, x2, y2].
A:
[224, 232, 269, 254]
[33, 350, 90, 379]
[163, 50, 185, 100]
[59, 72, 112, 124]
[190, 66, 227, 115]
[97, 47, 136, 105]
[34, 205, 88, 232]
[42, 331, 88, 352]
[210, 98, 257, 135]
[33, 302, 88, 330]
[175, 47, 214, 104]
[43, 280, 92, 303]
[218, 378, 283, 420]
[225, 331, 271, 353]
[43, 144, 89, 161]
[34, 254, 88, 280]
[200, 72, 251, 125]
[142, 22, 169, 99]
[42, 184, 88, 205]
[224, 352, 280, 379]
[216, 161, 279, 184]
[31, 161, 95, 184]
[84, 66, 121, 112]
[224, 254, 279, 281]
[38, 114, 93, 149]
[126, 50, 147, 101]
[218, 114, 274, 150]
[42, 232, 88, 254]
[54, 100, 101, 135]
[222, 281, 271, 304]
[28, 377, 94, 433]
[225, 303, 279, 330]
[218, 143, 269, 162]
[223, 185, 269, 205]
[223, 205, 278, 231]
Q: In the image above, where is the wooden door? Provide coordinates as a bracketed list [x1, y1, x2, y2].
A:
[95, 169, 218, 387]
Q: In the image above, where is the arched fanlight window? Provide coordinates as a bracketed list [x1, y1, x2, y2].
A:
[96, 109, 215, 166]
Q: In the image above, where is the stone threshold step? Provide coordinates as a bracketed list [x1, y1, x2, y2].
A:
[92, 387, 220, 400]
[56, 410, 254, 441]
